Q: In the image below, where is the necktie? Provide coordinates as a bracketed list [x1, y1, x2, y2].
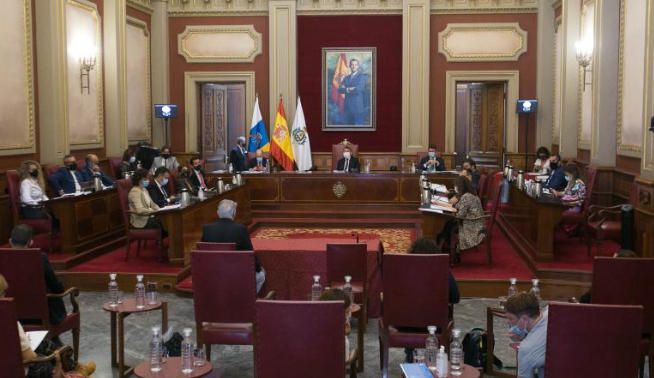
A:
[159, 182, 168, 200]
[197, 171, 207, 189]
[70, 171, 81, 192]
[344, 159, 350, 172]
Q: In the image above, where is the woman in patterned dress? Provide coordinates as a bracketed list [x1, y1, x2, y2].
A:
[552, 164, 586, 234]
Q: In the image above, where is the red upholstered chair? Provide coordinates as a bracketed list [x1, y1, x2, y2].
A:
[560, 166, 597, 237]
[378, 254, 452, 378]
[195, 242, 236, 251]
[6, 170, 54, 253]
[167, 170, 177, 194]
[108, 157, 123, 179]
[545, 302, 643, 378]
[191, 251, 274, 361]
[591, 257, 654, 378]
[326, 243, 368, 322]
[115, 178, 164, 261]
[0, 249, 80, 361]
[484, 171, 506, 212]
[44, 164, 60, 178]
[585, 182, 638, 256]
[332, 139, 359, 170]
[477, 173, 488, 203]
[255, 300, 356, 378]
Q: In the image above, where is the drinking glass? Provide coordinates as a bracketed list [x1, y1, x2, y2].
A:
[413, 349, 426, 364]
[146, 282, 158, 305]
[161, 346, 169, 363]
[116, 290, 124, 304]
[193, 346, 206, 367]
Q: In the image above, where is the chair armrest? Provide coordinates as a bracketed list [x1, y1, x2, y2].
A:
[47, 287, 80, 313]
[24, 345, 72, 365]
[263, 290, 276, 300]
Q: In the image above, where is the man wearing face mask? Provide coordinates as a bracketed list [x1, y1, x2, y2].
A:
[543, 153, 566, 191]
[460, 158, 480, 192]
[188, 157, 208, 193]
[148, 167, 176, 207]
[336, 146, 360, 173]
[229, 136, 249, 172]
[505, 292, 548, 378]
[151, 145, 180, 173]
[419, 145, 446, 172]
[81, 153, 114, 187]
[47, 154, 85, 196]
[248, 149, 268, 171]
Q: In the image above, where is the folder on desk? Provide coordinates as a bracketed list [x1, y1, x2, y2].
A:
[400, 363, 433, 378]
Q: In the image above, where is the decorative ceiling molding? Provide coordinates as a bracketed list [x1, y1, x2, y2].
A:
[127, 0, 154, 14]
[431, 0, 538, 14]
[438, 22, 528, 62]
[178, 24, 262, 63]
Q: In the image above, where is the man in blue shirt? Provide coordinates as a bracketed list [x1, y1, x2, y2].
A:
[543, 154, 566, 191]
[47, 154, 85, 195]
[505, 292, 548, 378]
[338, 58, 369, 125]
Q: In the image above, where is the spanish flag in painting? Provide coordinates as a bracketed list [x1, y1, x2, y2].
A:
[331, 53, 348, 113]
[270, 97, 295, 171]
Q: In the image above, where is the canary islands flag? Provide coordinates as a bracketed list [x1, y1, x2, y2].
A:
[270, 97, 295, 171]
[248, 96, 270, 153]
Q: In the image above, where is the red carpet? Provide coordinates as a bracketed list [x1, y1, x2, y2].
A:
[535, 229, 619, 271]
[67, 241, 181, 274]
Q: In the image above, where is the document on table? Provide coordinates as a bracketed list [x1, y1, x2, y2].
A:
[26, 330, 48, 350]
[400, 363, 433, 378]
[429, 203, 455, 212]
[159, 204, 181, 211]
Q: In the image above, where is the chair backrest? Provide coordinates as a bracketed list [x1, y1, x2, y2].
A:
[191, 251, 256, 324]
[255, 300, 345, 378]
[486, 179, 503, 234]
[545, 302, 642, 377]
[628, 181, 638, 206]
[0, 249, 49, 325]
[331, 140, 359, 170]
[381, 254, 449, 330]
[591, 257, 654, 335]
[326, 243, 368, 285]
[5, 170, 22, 222]
[477, 173, 488, 200]
[581, 166, 597, 212]
[0, 298, 25, 377]
[115, 178, 132, 228]
[195, 242, 236, 251]
[167, 171, 177, 194]
[108, 157, 122, 179]
[45, 164, 60, 177]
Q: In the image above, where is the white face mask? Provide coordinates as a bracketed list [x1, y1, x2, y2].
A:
[343, 152, 351, 160]
[428, 151, 436, 158]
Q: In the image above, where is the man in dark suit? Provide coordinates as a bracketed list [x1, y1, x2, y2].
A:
[48, 154, 85, 195]
[544, 154, 567, 191]
[148, 167, 175, 207]
[336, 146, 360, 173]
[338, 58, 369, 125]
[8, 224, 66, 327]
[80, 153, 114, 187]
[229, 136, 248, 172]
[419, 145, 446, 172]
[188, 156, 208, 193]
[201, 199, 265, 293]
[248, 149, 268, 171]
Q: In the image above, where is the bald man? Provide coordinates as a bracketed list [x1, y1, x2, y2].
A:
[229, 136, 248, 172]
[81, 153, 114, 187]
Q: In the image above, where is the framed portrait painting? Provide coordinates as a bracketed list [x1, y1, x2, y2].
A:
[322, 47, 376, 131]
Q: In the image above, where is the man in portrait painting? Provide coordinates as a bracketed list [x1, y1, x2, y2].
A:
[338, 58, 370, 125]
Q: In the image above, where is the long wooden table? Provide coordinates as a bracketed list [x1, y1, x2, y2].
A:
[46, 189, 124, 254]
[157, 185, 251, 265]
[499, 184, 564, 261]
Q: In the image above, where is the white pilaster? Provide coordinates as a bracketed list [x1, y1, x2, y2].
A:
[536, 0, 555, 148]
[268, 0, 297, 125]
[104, 0, 128, 157]
[151, 0, 169, 148]
[557, 0, 581, 159]
[641, 0, 654, 178]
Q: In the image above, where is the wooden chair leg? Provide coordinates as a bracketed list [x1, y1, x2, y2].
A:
[125, 238, 131, 261]
[379, 336, 389, 378]
[72, 327, 80, 362]
[137, 240, 142, 256]
[486, 238, 493, 265]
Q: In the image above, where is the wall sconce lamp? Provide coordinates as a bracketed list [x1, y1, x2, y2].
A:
[79, 55, 96, 94]
[575, 39, 593, 91]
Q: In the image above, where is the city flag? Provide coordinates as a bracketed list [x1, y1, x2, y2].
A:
[331, 53, 348, 113]
[270, 97, 295, 171]
[291, 97, 313, 171]
[248, 96, 270, 153]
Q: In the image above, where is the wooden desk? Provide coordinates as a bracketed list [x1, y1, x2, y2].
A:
[419, 207, 455, 239]
[206, 171, 458, 204]
[499, 185, 564, 261]
[46, 189, 123, 253]
[157, 185, 251, 265]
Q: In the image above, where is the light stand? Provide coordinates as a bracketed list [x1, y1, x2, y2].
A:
[523, 113, 530, 170]
[162, 117, 170, 146]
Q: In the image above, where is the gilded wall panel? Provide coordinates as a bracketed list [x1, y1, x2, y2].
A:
[438, 23, 527, 62]
[178, 25, 262, 63]
[0, 0, 35, 155]
[126, 17, 151, 143]
[578, 0, 593, 148]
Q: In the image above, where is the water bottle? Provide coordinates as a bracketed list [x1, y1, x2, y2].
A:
[149, 326, 162, 372]
[108, 273, 119, 307]
[450, 328, 463, 376]
[436, 345, 449, 377]
[228, 163, 233, 173]
[508, 277, 518, 298]
[311, 275, 322, 301]
[135, 274, 145, 309]
[530, 278, 541, 302]
[425, 325, 439, 371]
[181, 328, 193, 374]
[343, 276, 353, 304]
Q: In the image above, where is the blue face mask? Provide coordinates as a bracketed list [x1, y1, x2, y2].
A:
[142, 179, 150, 188]
[129, 156, 136, 163]
[256, 157, 263, 163]
[509, 324, 528, 338]
[161, 178, 168, 186]
[564, 175, 571, 182]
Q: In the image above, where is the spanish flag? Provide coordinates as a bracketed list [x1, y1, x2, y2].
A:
[331, 53, 348, 113]
[270, 97, 295, 171]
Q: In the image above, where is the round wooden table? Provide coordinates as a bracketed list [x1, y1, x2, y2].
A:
[451, 364, 481, 377]
[133, 357, 215, 377]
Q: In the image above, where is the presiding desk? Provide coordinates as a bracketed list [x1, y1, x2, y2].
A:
[157, 184, 251, 265]
[206, 171, 458, 204]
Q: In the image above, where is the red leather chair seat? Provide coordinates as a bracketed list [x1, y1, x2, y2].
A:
[202, 322, 253, 345]
[48, 312, 80, 338]
[560, 210, 585, 225]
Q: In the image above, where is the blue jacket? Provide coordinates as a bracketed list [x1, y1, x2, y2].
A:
[544, 167, 567, 191]
[48, 167, 85, 194]
[80, 165, 114, 187]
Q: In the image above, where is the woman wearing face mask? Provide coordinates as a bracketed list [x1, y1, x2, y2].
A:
[117, 147, 138, 179]
[532, 146, 551, 174]
[17, 160, 60, 231]
[552, 164, 586, 234]
[127, 169, 163, 232]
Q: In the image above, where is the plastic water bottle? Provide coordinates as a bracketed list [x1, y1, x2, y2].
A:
[311, 275, 322, 301]
[343, 275, 353, 304]
[450, 328, 464, 376]
[135, 274, 145, 309]
[425, 325, 439, 371]
[181, 328, 193, 374]
[108, 273, 119, 307]
[530, 278, 541, 301]
[508, 277, 518, 298]
[436, 345, 449, 377]
[149, 326, 162, 372]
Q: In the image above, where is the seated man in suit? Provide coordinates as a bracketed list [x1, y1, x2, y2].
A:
[188, 156, 208, 193]
[229, 136, 249, 172]
[248, 149, 268, 171]
[148, 167, 176, 207]
[460, 158, 480, 193]
[419, 145, 446, 172]
[151, 145, 180, 173]
[543, 154, 567, 191]
[81, 153, 114, 187]
[201, 199, 265, 293]
[336, 146, 360, 173]
[48, 154, 85, 195]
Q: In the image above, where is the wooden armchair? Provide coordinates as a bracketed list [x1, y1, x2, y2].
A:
[585, 182, 638, 256]
[332, 139, 359, 171]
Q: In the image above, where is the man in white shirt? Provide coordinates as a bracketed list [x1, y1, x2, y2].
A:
[151, 146, 180, 173]
[505, 292, 548, 378]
